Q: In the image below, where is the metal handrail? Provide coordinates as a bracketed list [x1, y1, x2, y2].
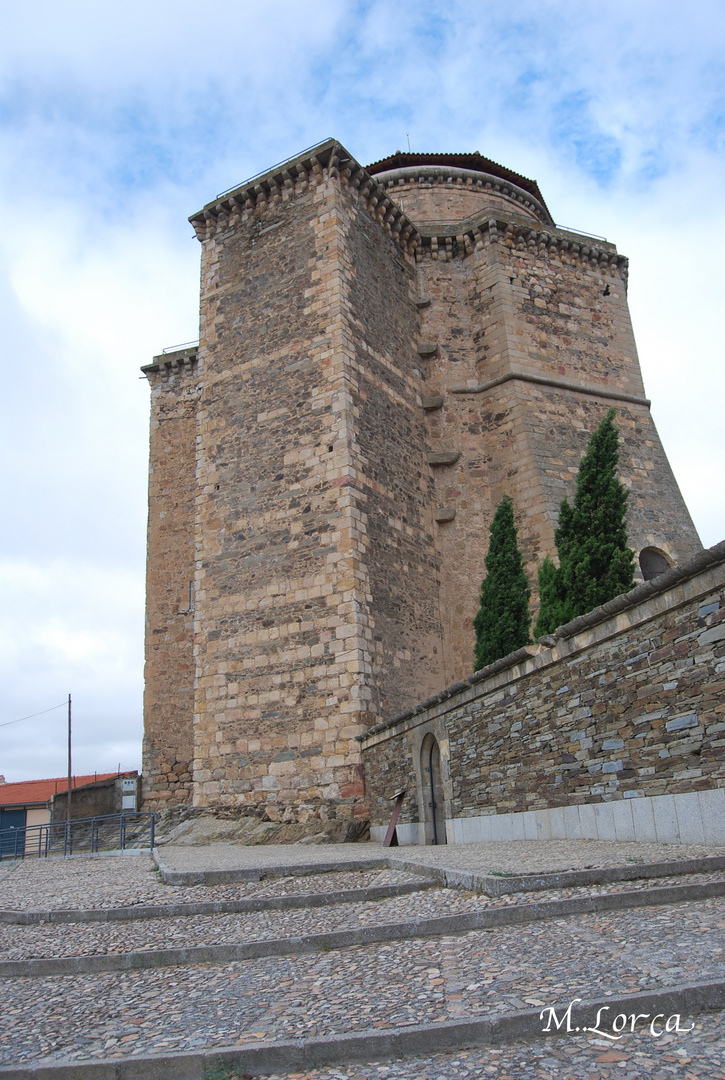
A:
[0, 811, 158, 861]
[216, 138, 335, 199]
[162, 340, 199, 354]
[555, 225, 608, 242]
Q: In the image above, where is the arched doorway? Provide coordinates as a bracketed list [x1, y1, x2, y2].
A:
[421, 733, 446, 845]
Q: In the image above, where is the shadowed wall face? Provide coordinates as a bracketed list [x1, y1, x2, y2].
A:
[142, 350, 198, 807]
[344, 199, 444, 717]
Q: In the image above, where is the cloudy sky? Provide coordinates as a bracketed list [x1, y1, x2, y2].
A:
[1, 0, 723, 782]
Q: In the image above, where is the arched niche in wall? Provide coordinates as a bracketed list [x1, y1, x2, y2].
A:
[639, 547, 672, 582]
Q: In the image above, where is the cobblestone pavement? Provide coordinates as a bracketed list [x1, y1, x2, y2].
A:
[388, 841, 725, 877]
[5, 839, 720, 916]
[2, 845, 724, 1073]
[3, 872, 725, 961]
[0, 856, 417, 911]
[235, 1017, 725, 1079]
[157, 840, 725, 877]
[1, 896, 724, 1066]
[158, 842, 388, 872]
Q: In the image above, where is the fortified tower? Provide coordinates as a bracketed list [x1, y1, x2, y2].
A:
[141, 139, 701, 818]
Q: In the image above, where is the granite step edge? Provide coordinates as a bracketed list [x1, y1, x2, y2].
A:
[4, 878, 725, 979]
[390, 852, 725, 896]
[0, 880, 434, 926]
[1, 978, 723, 1079]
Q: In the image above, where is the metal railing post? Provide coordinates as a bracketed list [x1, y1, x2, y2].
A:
[0, 811, 157, 861]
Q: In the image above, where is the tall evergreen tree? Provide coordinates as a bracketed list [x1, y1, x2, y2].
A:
[473, 496, 531, 670]
[534, 409, 635, 638]
[534, 555, 569, 639]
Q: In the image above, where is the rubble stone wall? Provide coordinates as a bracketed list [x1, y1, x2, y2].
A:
[361, 544, 725, 842]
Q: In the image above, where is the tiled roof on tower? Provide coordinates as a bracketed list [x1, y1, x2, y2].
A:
[366, 150, 547, 209]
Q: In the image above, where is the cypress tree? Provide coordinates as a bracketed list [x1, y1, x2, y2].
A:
[534, 409, 635, 638]
[533, 555, 569, 639]
[473, 496, 531, 670]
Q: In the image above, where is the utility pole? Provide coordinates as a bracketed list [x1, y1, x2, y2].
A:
[66, 693, 72, 824]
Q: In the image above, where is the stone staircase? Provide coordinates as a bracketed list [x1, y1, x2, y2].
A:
[1, 841, 724, 1078]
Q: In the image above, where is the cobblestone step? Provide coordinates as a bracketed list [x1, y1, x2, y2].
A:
[0, 878, 433, 926]
[153, 839, 725, 887]
[1, 895, 723, 1071]
[4, 869, 724, 960]
[3, 844, 724, 1077]
[0, 858, 418, 914]
[154, 851, 389, 886]
[390, 851, 725, 897]
[3, 876, 725, 977]
[226, 1011, 725, 1080]
[0, 981, 723, 1078]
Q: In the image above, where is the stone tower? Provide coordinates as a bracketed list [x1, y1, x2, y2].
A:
[141, 139, 701, 817]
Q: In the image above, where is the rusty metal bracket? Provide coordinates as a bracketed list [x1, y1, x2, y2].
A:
[382, 788, 406, 847]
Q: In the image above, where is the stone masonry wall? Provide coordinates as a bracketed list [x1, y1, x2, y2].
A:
[404, 213, 701, 682]
[479, 234, 700, 569]
[192, 172, 366, 816]
[345, 197, 445, 715]
[143, 140, 706, 816]
[379, 171, 549, 229]
[190, 157, 442, 819]
[361, 543, 725, 831]
[393, 183, 540, 228]
[141, 349, 198, 807]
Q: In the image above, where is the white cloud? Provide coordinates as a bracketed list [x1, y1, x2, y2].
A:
[1, 0, 345, 91]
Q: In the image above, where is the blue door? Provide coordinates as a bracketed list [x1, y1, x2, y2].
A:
[0, 809, 27, 858]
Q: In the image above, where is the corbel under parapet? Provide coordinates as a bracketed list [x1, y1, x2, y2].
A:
[141, 344, 199, 382]
[414, 216, 629, 283]
[188, 138, 421, 258]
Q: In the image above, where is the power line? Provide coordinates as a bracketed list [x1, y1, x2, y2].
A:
[0, 702, 67, 729]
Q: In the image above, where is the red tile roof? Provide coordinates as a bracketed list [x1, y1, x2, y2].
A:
[0, 774, 128, 808]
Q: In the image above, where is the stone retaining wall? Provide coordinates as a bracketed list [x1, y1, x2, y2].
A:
[360, 541, 725, 845]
